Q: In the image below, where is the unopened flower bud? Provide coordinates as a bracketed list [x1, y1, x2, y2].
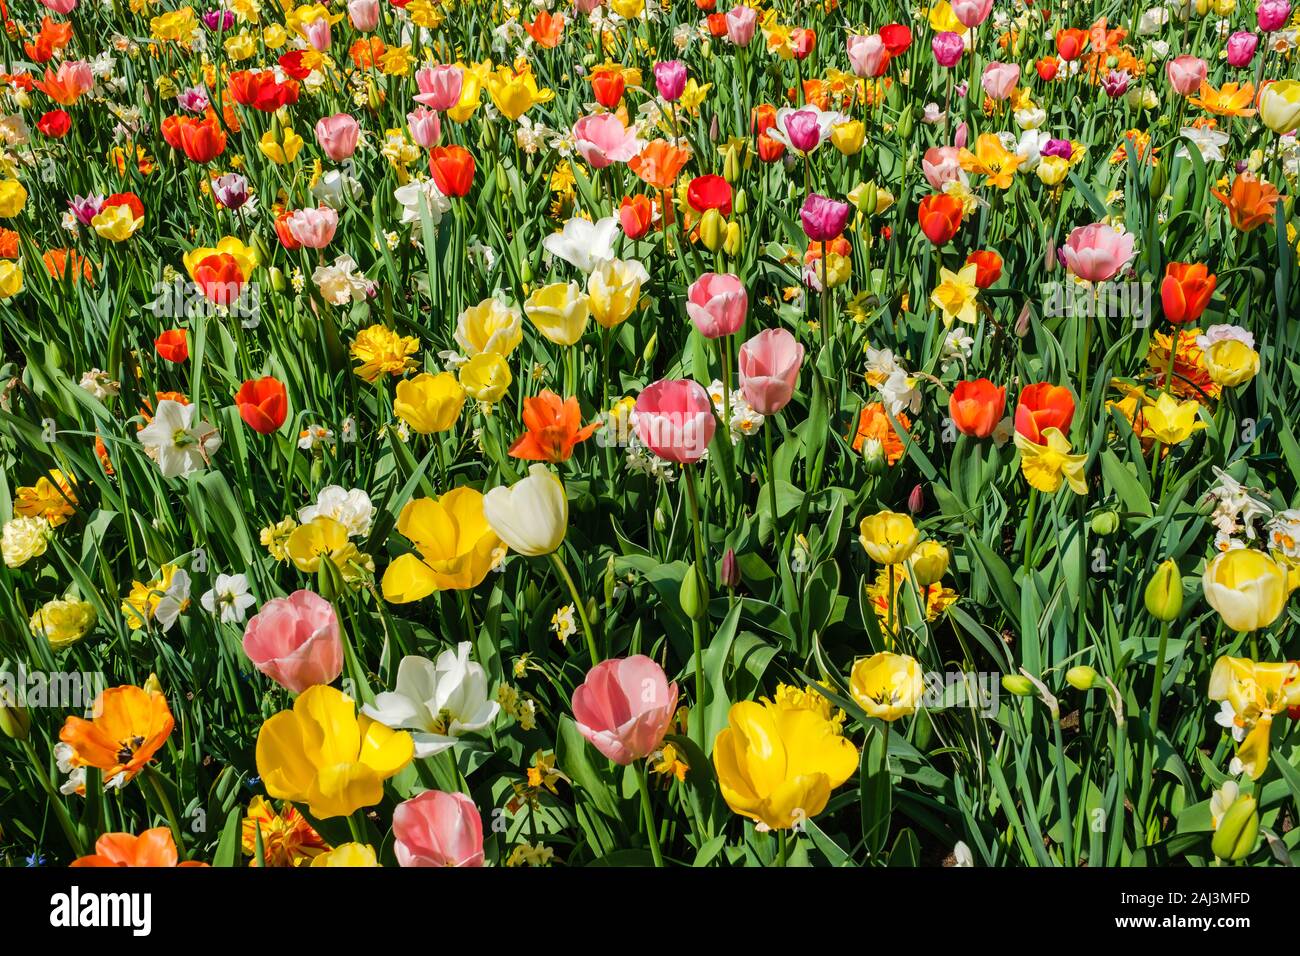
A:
[1211, 795, 1259, 862]
[1144, 559, 1183, 622]
[679, 567, 706, 620]
[1090, 511, 1119, 536]
[699, 208, 725, 252]
[1065, 665, 1098, 690]
[907, 483, 925, 514]
[720, 548, 740, 589]
[1002, 675, 1034, 696]
[0, 686, 30, 740]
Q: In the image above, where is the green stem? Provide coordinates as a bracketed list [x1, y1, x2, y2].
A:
[21, 739, 85, 857]
[635, 761, 664, 867]
[550, 550, 599, 668]
[144, 765, 187, 861]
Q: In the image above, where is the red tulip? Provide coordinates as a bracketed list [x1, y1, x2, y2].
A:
[949, 378, 1007, 438]
[918, 193, 964, 245]
[155, 329, 189, 363]
[1160, 262, 1216, 325]
[429, 145, 475, 198]
[687, 174, 733, 218]
[965, 249, 1003, 288]
[37, 109, 70, 137]
[193, 253, 244, 307]
[1015, 382, 1075, 443]
[234, 376, 288, 434]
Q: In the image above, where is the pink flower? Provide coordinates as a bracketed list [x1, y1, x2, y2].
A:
[739, 328, 804, 415]
[407, 107, 441, 148]
[951, 0, 993, 27]
[634, 379, 716, 463]
[285, 206, 339, 249]
[241, 590, 343, 694]
[953, 121, 969, 149]
[725, 5, 757, 45]
[315, 113, 360, 162]
[393, 791, 485, 867]
[571, 656, 678, 765]
[922, 145, 964, 189]
[302, 17, 331, 51]
[39, 0, 78, 11]
[347, 0, 380, 31]
[414, 65, 463, 110]
[1061, 222, 1136, 283]
[573, 0, 603, 12]
[1166, 55, 1207, 96]
[768, 106, 845, 155]
[932, 31, 965, 68]
[980, 62, 1020, 101]
[686, 272, 747, 338]
[847, 34, 889, 78]
[654, 60, 688, 101]
[573, 113, 643, 169]
[1258, 0, 1291, 31]
[1226, 31, 1259, 67]
[799, 193, 850, 241]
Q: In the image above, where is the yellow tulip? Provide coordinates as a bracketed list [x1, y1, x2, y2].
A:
[1140, 392, 1205, 445]
[1202, 549, 1288, 632]
[381, 488, 502, 601]
[1013, 427, 1087, 495]
[0, 260, 22, 300]
[830, 120, 865, 156]
[1259, 79, 1300, 135]
[0, 179, 27, 218]
[259, 127, 304, 165]
[610, 0, 645, 20]
[458, 352, 512, 403]
[857, 510, 919, 565]
[587, 259, 649, 329]
[455, 297, 523, 357]
[712, 699, 858, 830]
[310, 843, 381, 867]
[446, 63, 486, 124]
[394, 371, 465, 434]
[183, 236, 259, 282]
[255, 685, 413, 819]
[286, 516, 374, 584]
[482, 464, 568, 557]
[908, 540, 950, 587]
[850, 652, 924, 722]
[524, 281, 589, 346]
[91, 204, 142, 242]
[1036, 155, 1070, 186]
[1204, 339, 1259, 388]
[485, 66, 555, 122]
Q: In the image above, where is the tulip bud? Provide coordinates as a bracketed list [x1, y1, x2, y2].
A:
[143, 672, 164, 696]
[268, 265, 287, 293]
[653, 506, 668, 533]
[699, 208, 725, 252]
[1211, 795, 1259, 862]
[1002, 675, 1034, 696]
[1090, 511, 1119, 536]
[851, 181, 879, 215]
[495, 162, 508, 194]
[1065, 665, 1098, 690]
[1144, 559, 1183, 621]
[722, 143, 741, 182]
[679, 566, 706, 620]
[603, 554, 617, 607]
[862, 438, 887, 475]
[897, 105, 914, 139]
[642, 332, 658, 364]
[723, 221, 742, 257]
[720, 548, 740, 589]
[0, 686, 30, 740]
[907, 483, 925, 514]
[733, 188, 748, 216]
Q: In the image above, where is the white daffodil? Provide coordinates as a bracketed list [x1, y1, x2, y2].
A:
[200, 572, 256, 624]
[136, 399, 221, 479]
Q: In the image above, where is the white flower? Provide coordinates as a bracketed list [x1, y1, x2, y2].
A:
[1213, 700, 1247, 743]
[542, 216, 620, 274]
[1137, 6, 1170, 34]
[361, 644, 500, 758]
[152, 568, 191, 633]
[1178, 126, 1229, 163]
[952, 841, 974, 866]
[299, 485, 374, 538]
[1015, 129, 1051, 172]
[922, 103, 946, 125]
[298, 425, 334, 450]
[1210, 779, 1240, 828]
[312, 254, 373, 305]
[550, 604, 577, 643]
[2, 516, 50, 569]
[991, 416, 1014, 448]
[136, 399, 222, 479]
[311, 168, 363, 208]
[1265, 509, 1300, 559]
[200, 572, 256, 624]
[1196, 324, 1254, 351]
[394, 176, 450, 226]
[878, 368, 922, 417]
[79, 368, 120, 400]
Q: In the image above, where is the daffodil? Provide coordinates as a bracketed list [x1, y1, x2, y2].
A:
[1013, 426, 1087, 495]
[1208, 656, 1300, 778]
[1141, 392, 1205, 445]
[930, 263, 980, 327]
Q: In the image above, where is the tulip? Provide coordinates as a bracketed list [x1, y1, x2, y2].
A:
[770, 106, 845, 155]
[524, 281, 590, 346]
[381, 488, 502, 600]
[255, 685, 413, 818]
[921, 146, 963, 190]
[687, 174, 733, 217]
[653, 60, 687, 101]
[587, 258, 650, 328]
[407, 107, 441, 148]
[931, 31, 965, 68]
[314, 113, 360, 162]
[234, 376, 288, 434]
[0, 261, 21, 300]
[738, 328, 804, 415]
[619, 195, 655, 239]
[847, 34, 890, 78]
[455, 296, 524, 356]
[799, 193, 851, 241]
[1204, 338, 1260, 387]
[241, 590, 343, 694]
[572, 655, 678, 764]
[830, 119, 865, 155]
[483, 464, 568, 557]
[686, 273, 747, 339]
[1259, 79, 1300, 135]
[1257, 0, 1291, 30]
[951, 0, 993, 27]
[1060, 222, 1135, 282]
[858, 510, 919, 564]
[285, 206, 338, 249]
[909, 540, 950, 586]
[1202, 549, 1289, 632]
[850, 652, 923, 721]
[347, 0, 380, 31]
[302, 17, 331, 51]
[542, 215, 620, 273]
[1212, 795, 1259, 861]
[981, 62, 1020, 101]
[393, 790, 485, 867]
[590, 66, 626, 108]
[949, 378, 1005, 438]
[1226, 31, 1258, 67]
[573, 113, 643, 169]
[414, 65, 464, 110]
[458, 352, 512, 403]
[311, 844, 380, 867]
[508, 391, 600, 462]
[1160, 262, 1216, 324]
[918, 192, 963, 244]
[429, 144, 475, 197]
[1145, 559, 1184, 621]
[634, 379, 716, 464]
[155, 329, 189, 363]
[713, 699, 858, 830]
[725, 5, 757, 45]
[1166, 55, 1207, 96]
[394, 371, 465, 434]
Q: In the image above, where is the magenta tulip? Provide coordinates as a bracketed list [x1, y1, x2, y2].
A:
[686, 272, 747, 338]
[653, 60, 688, 102]
[241, 590, 343, 694]
[572, 656, 678, 765]
[634, 379, 716, 463]
[799, 193, 851, 241]
[739, 328, 804, 415]
[932, 31, 965, 68]
[393, 791, 485, 867]
[1226, 31, 1259, 66]
[1257, 0, 1291, 31]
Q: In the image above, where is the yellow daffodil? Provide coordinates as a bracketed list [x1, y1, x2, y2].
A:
[14, 469, 77, 526]
[255, 685, 413, 819]
[285, 517, 374, 584]
[382, 488, 502, 601]
[1013, 427, 1087, 495]
[930, 263, 980, 327]
[394, 372, 465, 434]
[1141, 392, 1205, 445]
[1208, 656, 1300, 778]
[850, 652, 923, 722]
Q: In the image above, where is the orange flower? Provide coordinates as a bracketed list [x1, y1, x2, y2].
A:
[34, 61, 93, 106]
[508, 390, 600, 463]
[849, 402, 911, 464]
[349, 37, 385, 69]
[241, 796, 330, 867]
[524, 9, 564, 47]
[23, 17, 73, 63]
[1212, 173, 1279, 232]
[72, 828, 207, 867]
[804, 236, 851, 266]
[958, 133, 1023, 189]
[0, 227, 18, 258]
[629, 139, 692, 191]
[58, 685, 175, 788]
[1147, 328, 1219, 400]
[1188, 80, 1256, 117]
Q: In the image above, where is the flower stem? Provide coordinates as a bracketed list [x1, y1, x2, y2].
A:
[636, 760, 664, 867]
[549, 550, 599, 668]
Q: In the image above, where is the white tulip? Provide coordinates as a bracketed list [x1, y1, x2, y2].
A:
[482, 464, 568, 557]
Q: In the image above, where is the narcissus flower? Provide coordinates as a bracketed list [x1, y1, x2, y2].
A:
[255, 684, 414, 818]
[59, 684, 174, 788]
[72, 829, 206, 867]
[14, 469, 77, 526]
[930, 263, 980, 326]
[1140, 392, 1205, 445]
[1202, 549, 1289, 633]
[136, 399, 222, 478]
[1208, 656, 1300, 778]
[850, 652, 924, 721]
[382, 488, 502, 601]
[858, 510, 919, 564]
[1013, 427, 1088, 495]
[508, 390, 600, 462]
[394, 371, 464, 433]
[483, 464, 569, 557]
[363, 644, 499, 757]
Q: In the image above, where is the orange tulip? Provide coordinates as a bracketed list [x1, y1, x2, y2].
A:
[1015, 383, 1075, 443]
[1160, 262, 1216, 325]
[508, 390, 601, 463]
[629, 139, 692, 191]
[590, 66, 626, 109]
[429, 145, 475, 197]
[72, 828, 208, 867]
[58, 685, 175, 789]
[1055, 28, 1089, 61]
[42, 248, 94, 285]
[918, 193, 964, 245]
[950, 378, 1007, 438]
[1211, 173, 1280, 232]
[524, 9, 564, 47]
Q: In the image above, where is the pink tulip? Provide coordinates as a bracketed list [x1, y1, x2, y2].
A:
[777, 107, 832, 153]
[847, 34, 890, 78]
[407, 107, 441, 148]
[1226, 31, 1259, 67]
[573, 0, 603, 12]
[393, 791, 485, 867]
[315, 113, 360, 162]
[725, 5, 757, 45]
[572, 656, 678, 765]
[739, 328, 804, 415]
[980, 62, 1020, 101]
[686, 272, 747, 339]
[951, 0, 993, 27]
[39, 0, 78, 11]
[573, 113, 642, 169]
[922, 145, 963, 189]
[303, 16, 331, 51]
[953, 121, 969, 149]
[414, 65, 463, 110]
[799, 193, 850, 241]
[1061, 222, 1136, 283]
[347, 0, 380, 31]
[654, 60, 687, 102]
[1166, 55, 1207, 96]
[1257, 0, 1291, 31]
[634, 379, 716, 463]
[932, 31, 965, 68]
[241, 590, 343, 694]
[285, 207, 339, 249]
